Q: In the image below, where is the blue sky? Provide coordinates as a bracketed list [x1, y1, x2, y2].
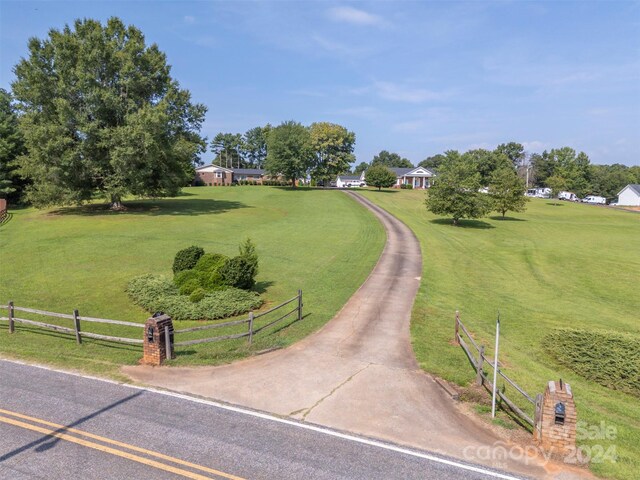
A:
[1, 1, 639, 166]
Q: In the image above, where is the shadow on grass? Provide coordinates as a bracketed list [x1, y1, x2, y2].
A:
[253, 280, 275, 295]
[365, 189, 399, 194]
[430, 218, 495, 229]
[489, 216, 527, 222]
[546, 202, 564, 206]
[48, 198, 249, 217]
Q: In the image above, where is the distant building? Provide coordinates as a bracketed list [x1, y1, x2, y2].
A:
[360, 166, 435, 189]
[616, 184, 640, 206]
[194, 165, 267, 186]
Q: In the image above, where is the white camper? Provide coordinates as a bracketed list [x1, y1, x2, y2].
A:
[558, 191, 579, 202]
[582, 195, 606, 205]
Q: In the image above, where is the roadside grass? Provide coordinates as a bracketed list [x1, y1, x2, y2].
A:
[0, 187, 385, 378]
[359, 189, 640, 480]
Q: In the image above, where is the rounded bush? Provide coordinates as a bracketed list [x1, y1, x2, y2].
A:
[189, 288, 206, 303]
[174, 269, 199, 287]
[220, 256, 256, 290]
[173, 246, 205, 274]
[179, 278, 201, 296]
[194, 253, 229, 274]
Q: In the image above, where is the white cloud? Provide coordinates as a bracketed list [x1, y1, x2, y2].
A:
[184, 15, 196, 24]
[327, 6, 384, 26]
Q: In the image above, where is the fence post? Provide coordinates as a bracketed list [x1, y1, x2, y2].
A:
[476, 345, 485, 386]
[248, 312, 254, 345]
[73, 309, 82, 344]
[297, 289, 303, 321]
[8, 301, 14, 334]
[164, 325, 172, 361]
[454, 310, 460, 345]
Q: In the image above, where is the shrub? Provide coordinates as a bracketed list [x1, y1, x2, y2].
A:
[544, 328, 640, 398]
[126, 274, 262, 320]
[194, 253, 228, 274]
[173, 246, 205, 274]
[238, 238, 258, 276]
[189, 288, 206, 303]
[174, 269, 199, 288]
[220, 256, 256, 289]
[400, 184, 413, 189]
[179, 278, 201, 295]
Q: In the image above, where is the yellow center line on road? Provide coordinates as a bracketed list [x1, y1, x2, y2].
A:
[0, 409, 245, 480]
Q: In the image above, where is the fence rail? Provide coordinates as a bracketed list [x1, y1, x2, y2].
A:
[1, 289, 304, 352]
[1, 301, 142, 346]
[454, 311, 536, 427]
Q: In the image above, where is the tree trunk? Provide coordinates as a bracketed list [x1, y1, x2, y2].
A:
[110, 194, 125, 211]
[290, 177, 296, 189]
[452, 218, 459, 225]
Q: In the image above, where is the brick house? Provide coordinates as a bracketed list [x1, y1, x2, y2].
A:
[194, 165, 234, 186]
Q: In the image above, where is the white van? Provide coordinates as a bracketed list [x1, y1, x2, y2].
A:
[558, 191, 579, 202]
[582, 195, 606, 205]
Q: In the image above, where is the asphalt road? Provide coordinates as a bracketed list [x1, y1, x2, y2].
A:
[0, 360, 525, 480]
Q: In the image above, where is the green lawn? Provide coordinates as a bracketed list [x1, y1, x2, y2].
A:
[0, 187, 385, 377]
[359, 189, 639, 480]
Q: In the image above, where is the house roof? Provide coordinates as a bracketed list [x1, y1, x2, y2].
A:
[195, 164, 233, 172]
[618, 184, 640, 197]
[389, 166, 435, 177]
[337, 175, 362, 181]
[233, 168, 265, 175]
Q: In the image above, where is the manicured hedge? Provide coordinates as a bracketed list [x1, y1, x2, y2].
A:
[544, 328, 640, 398]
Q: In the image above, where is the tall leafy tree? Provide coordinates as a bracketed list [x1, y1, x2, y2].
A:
[265, 121, 313, 188]
[211, 132, 245, 168]
[546, 174, 568, 204]
[353, 161, 369, 176]
[495, 142, 525, 167]
[365, 165, 396, 190]
[425, 151, 491, 225]
[465, 149, 512, 186]
[309, 122, 355, 186]
[488, 167, 528, 218]
[12, 17, 207, 209]
[0, 89, 25, 201]
[243, 125, 270, 168]
[371, 150, 413, 168]
[418, 153, 447, 171]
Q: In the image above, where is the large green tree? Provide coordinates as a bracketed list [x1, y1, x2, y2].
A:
[531, 147, 591, 196]
[353, 161, 369, 176]
[371, 150, 413, 168]
[265, 121, 313, 188]
[211, 132, 244, 168]
[425, 151, 491, 225]
[465, 149, 512, 186]
[495, 142, 525, 167]
[418, 153, 447, 171]
[0, 89, 25, 201]
[243, 125, 270, 168]
[309, 122, 355, 186]
[488, 167, 528, 218]
[12, 17, 207, 209]
[364, 164, 396, 190]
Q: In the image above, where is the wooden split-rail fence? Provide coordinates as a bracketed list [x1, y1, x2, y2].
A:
[454, 311, 539, 428]
[0, 290, 303, 350]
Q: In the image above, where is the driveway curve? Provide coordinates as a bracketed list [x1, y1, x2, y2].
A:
[123, 192, 568, 478]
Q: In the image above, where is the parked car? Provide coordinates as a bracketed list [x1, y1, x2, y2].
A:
[582, 195, 607, 205]
[558, 191, 579, 202]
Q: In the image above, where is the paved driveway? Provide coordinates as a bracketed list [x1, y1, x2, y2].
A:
[123, 192, 588, 479]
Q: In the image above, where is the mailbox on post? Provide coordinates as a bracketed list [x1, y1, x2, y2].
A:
[534, 379, 576, 455]
[142, 313, 174, 365]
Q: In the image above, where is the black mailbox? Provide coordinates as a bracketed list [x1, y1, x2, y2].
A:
[147, 325, 155, 342]
[554, 402, 566, 425]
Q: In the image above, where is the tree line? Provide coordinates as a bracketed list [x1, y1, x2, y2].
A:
[211, 121, 356, 188]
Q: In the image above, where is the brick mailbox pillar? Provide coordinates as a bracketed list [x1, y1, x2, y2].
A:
[142, 314, 175, 366]
[534, 379, 577, 455]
